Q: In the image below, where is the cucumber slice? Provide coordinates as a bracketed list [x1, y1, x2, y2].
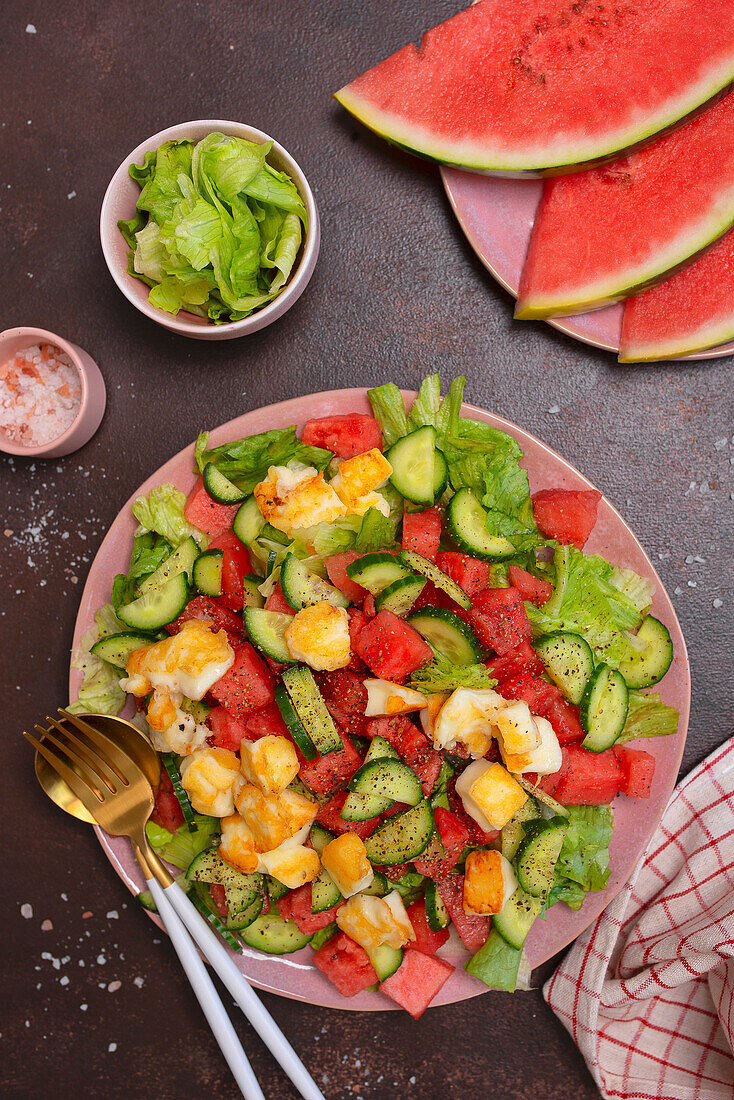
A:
[370, 944, 403, 981]
[399, 549, 471, 611]
[493, 888, 543, 950]
[346, 552, 411, 594]
[387, 425, 441, 506]
[446, 488, 515, 561]
[432, 448, 449, 502]
[581, 663, 629, 751]
[349, 759, 423, 806]
[90, 631, 152, 670]
[137, 536, 198, 595]
[464, 928, 522, 992]
[202, 462, 248, 504]
[308, 822, 336, 855]
[274, 683, 317, 761]
[515, 817, 567, 898]
[280, 552, 348, 610]
[407, 606, 483, 664]
[242, 573, 265, 609]
[118, 572, 189, 631]
[189, 888, 243, 951]
[311, 866, 343, 913]
[186, 849, 263, 912]
[500, 798, 542, 862]
[193, 879, 264, 932]
[182, 697, 211, 724]
[616, 616, 674, 689]
[360, 871, 390, 897]
[366, 735, 400, 762]
[281, 666, 342, 755]
[161, 753, 198, 832]
[193, 548, 223, 597]
[340, 734, 399, 821]
[310, 923, 338, 952]
[364, 801, 434, 865]
[267, 876, 289, 901]
[240, 914, 312, 955]
[424, 879, 450, 931]
[535, 631, 594, 705]
[374, 574, 426, 616]
[244, 608, 295, 664]
[233, 495, 265, 546]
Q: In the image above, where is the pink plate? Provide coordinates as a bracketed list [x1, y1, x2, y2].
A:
[441, 167, 734, 362]
[70, 389, 690, 1010]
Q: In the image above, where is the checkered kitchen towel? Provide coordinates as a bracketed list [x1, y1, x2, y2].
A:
[545, 736, 734, 1099]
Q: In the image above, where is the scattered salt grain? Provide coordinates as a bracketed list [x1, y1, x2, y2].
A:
[108, 1043, 117, 1053]
[133, 977, 144, 988]
[59, 976, 69, 987]
[108, 981, 121, 993]
[21, 903, 33, 919]
[97, 954, 106, 965]
[26, 23, 36, 33]
[41, 919, 53, 931]
[80, 1004, 88, 1012]
[548, 404, 560, 414]
[82, 911, 92, 919]
[713, 598, 723, 609]
[0, 343, 81, 446]
[67, 191, 76, 200]
[4, 529, 13, 537]
[106, 910, 118, 920]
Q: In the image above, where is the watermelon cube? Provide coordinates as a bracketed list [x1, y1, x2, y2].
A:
[406, 900, 450, 956]
[353, 610, 433, 681]
[312, 930, 378, 997]
[296, 731, 362, 796]
[380, 948, 454, 1018]
[184, 477, 240, 538]
[615, 746, 655, 799]
[435, 551, 490, 597]
[209, 642, 275, 720]
[301, 413, 383, 459]
[555, 744, 622, 805]
[402, 508, 442, 561]
[531, 488, 602, 550]
[469, 587, 534, 658]
[326, 551, 369, 604]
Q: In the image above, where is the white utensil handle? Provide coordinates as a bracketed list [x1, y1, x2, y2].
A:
[146, 877, 265, 1100]
[161, 879, 325, 1100]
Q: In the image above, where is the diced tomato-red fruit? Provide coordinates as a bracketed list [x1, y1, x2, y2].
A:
[297, 731, 362, 797]
[366, 716, 423, 758]
[541, 692, 586, 745]
[184, 477, 239, 539]
[317, 669, 369, 739]
[316, 792, 381, 838]
[555, 745, 622, 805]
[411, 748, 443, 797]
[508, 565, 553, 607]
[434, 808, 470, 870]
[374, 860, 410, 882]
[276, 885, 341, 935]
[436, 876, 489, 953]
[615, 746, 655, 799]
[362, 593, 377, 617]
[207, 706, 254, 750]
[486, 653, 544, 683]
[150, 767, 184, 832]
[167, 594, 243, 644]
[209, 642, 274, 720]
[469, 586, 533, 658]
[406, 900, 451, 957]
[532, 488, 602, 550]
[380, 946, 453, 1018]
[498, 673, 585, 745]
[410, 580, 455, 613]
[264, 583, 295, 615]
[207, 531, 252, 612]
[244, 700, 289, 740]
[301, 413, 383, 460]
[402, 508, 442, 561]
[326, 551, 368, 604]
[446, 783, 501, 847]
[435, 551, 491, 597]
[312, 930, 379, 997]
[347, 608, 369, 669]
[209, 883, 230, 921]
[353, 610, 433, 681]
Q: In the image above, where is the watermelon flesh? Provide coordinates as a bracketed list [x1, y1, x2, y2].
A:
[334, 0, 734, 175]
[516, 91, 734, 318]
[620, 228, 734, 361]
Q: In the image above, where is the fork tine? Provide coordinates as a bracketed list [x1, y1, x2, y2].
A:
[57, 709, 141, 778]
[23, 730, 104, 819]
[45, 714, 126, 792]
[35, 723, 117, 796]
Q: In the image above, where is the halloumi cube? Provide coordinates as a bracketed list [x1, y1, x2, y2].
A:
[219, 813, 259, 874]
[336, 890, 415, 953]
[254, 465, 347, 538]
[321, 833, 374, 898]
[240, 734, 299, 795]
[494, 701, 541, 754]
[146, 698, 210, 757]
[284, 602, 351, 672]
[501, 716, 563, 776]
[419, 692, 451, 741]
[123, 619, 234, 700]
[234, 782, 318, 852]
[463, 850, 518, 915]
[432, 688, 507, 758]
[180, 747, 240, 817]
[364, 679, 428, 717]
[331, 449, 392, 502]
[455, 760, 528, 832]
[258, 843, 321, 889]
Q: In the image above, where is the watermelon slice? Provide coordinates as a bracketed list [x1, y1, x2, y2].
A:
[516, 91, 734, 318]
[619, 230, 734, 361]
[334, 0, 734, 175]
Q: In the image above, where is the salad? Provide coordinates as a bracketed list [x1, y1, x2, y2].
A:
[118, 132, 307, 322]
[72, 376, 679, 1017]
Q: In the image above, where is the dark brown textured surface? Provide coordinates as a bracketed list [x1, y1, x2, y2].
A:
[2, 2, 732, 1097]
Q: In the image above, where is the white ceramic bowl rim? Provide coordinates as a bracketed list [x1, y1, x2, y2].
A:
[0, 326, 90, 456]
[99, 119, 318, 336]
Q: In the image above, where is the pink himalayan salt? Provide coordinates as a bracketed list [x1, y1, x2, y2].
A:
[0, 343, 81, 446]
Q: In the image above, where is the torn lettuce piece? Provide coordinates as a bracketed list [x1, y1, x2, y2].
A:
[408, 654, 498, 694]
[145, 815, 220, 871]
[407, 375, 442, 431]
[132, 484, 208, 549]
[355, 507, 396, 552]
[481, 449, 540, 551]
[68, 604, 128, 716]
[546, 805, 613, 910]
[617, 691, 679, 744]
[111, 531, 172, 610]
[194, 426, 331, 489]
[367, 382, 410, 448]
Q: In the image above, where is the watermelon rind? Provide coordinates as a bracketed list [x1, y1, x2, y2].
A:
[335, 68, 734, 178]
[618, 314, 734, 363]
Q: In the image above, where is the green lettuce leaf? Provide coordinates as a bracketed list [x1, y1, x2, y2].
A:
[407, 376, 442, 431]
[132, 484, 207, 548]
[304, 516, 362, 560]
[135, 139, 194, 225]
[355, 507, 396, 552]
[547, 804, 613, 910]
[367, 382, 409, 448]
[111, 531, 172, 610]
[191, 133, 270, 203]
[145, 814, 219, 871]
[617, 691, 679, 744]
[481, 449, 540, 550]
[68, 604, 127, 716]
[243, 163, 307, 225]
[195, 427, 332, 490]
[408, 655, 498, 694]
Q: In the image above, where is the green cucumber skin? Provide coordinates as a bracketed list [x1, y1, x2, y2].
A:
[581, 663, 629, 752]
[364, 801, 435, 865]
[447, 488, 515, 562]
[535, 631, 594, 705]
[407, 605, 483, 664]
[616, 616, 673, 689]
[515, 817, 567, 898]
[241, 914, 312, 955]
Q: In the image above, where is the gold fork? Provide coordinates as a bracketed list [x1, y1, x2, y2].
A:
[24, 710, 323, 1100]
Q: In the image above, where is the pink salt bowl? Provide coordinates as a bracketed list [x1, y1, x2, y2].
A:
[0, 327, 106, 458]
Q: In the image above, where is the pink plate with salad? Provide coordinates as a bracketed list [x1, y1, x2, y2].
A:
[69, 379, 689, 1013]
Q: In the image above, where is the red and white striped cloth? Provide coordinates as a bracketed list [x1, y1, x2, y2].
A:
[545, 736, 734, 1099]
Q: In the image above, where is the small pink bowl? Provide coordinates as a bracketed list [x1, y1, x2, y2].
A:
[100, 120, 320, 340]
[0, 327, 106, 458]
